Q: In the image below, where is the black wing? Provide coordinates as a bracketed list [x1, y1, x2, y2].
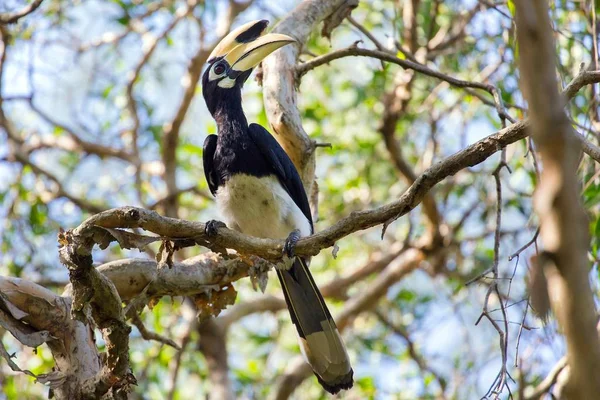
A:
[203, 134, 218, 196]
[248, 123, 313, 230]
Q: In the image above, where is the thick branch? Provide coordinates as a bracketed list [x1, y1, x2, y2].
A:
[262, 0, 353, 208]
[515, 1, 600, 399]
[67, 119, 527, 262]
[0, 276, 102, 399]
[64, 61, 600, 264]
[70, 255, 254, 301]
[58, 230, 134, 398]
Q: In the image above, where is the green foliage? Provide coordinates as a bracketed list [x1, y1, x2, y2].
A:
[0, 0, 598, 399]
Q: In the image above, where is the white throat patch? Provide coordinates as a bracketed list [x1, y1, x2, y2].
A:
[218, 77, 236, 88]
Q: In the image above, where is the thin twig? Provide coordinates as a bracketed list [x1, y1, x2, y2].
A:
[375, 309, 447, 393]
[508, 228, 540, 261]
[296, 45, 516, 126]
[130, 312, 181, 350]
[514, 298, 530, 367]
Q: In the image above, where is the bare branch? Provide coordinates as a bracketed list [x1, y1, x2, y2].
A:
[508, 228, 540, 262]
[346, 15, 388, 52]
[65, 114, 527, 262]
[297, 44, 517, 127]
[87, 255, 255, 301]
[297, 46, 490, 92]
[375, 310, 447, 393]
[130, 312, 180, 350]
[0, 0, 44, 24]
[473, 159, 512, 398]
[523, 357, 567, 400]
[0, 276, 103, 399]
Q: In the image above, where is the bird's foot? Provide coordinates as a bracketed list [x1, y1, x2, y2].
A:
[283, 229, 301, 258]
[205, 219, 226, 237]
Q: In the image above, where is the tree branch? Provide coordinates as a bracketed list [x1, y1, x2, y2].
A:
[515, 1, 600, 398]
[0, 276, 103, 399]
[217, 245, 406, 329]
[262, 0, 354, 213]
[523, 357, 567, 400]
[58, 230, 135, 398]
[0, 0, 44, 24]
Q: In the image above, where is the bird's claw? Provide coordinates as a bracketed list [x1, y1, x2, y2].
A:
[283, 229, 301, 258]
[205, 219, 226, 237]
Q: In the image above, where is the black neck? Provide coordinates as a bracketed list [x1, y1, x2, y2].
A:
[211, 87, 248, 137]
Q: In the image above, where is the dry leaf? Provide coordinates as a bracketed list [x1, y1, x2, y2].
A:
[147, 297, 161, 310]
[194, 285, 237, 323]
[528, 253, 551, 321]
[104, 228, 161, 251]
[249, 257, 271, 293]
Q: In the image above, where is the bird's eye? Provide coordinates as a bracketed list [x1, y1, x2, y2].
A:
[214, 63, 226, 76]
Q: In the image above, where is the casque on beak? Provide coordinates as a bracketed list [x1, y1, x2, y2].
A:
[208, 19, 295, 77]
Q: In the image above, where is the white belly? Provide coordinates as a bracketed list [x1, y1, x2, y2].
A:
[215, 174, 312, 239]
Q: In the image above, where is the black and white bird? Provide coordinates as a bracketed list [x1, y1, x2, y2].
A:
[200, 20, 353, 393]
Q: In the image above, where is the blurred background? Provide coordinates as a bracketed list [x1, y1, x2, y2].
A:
[1, 0, 599, 399]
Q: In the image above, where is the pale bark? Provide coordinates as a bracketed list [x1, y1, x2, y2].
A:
[262, 0, 358, 213]
[515, 1, 600, 399]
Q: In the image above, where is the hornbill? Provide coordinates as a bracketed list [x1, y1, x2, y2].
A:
[201, 20, 353, 393]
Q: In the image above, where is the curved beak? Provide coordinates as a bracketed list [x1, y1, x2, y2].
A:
[223, 33, 296, 73]
[208, 19, 270, 62]
[208, 19, 296, 77]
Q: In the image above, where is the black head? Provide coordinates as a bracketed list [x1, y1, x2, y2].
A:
[202, 59, 252, 117]
[201, 19, 295, 117]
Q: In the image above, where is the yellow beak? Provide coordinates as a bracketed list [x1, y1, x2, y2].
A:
[208, 19, 295, 75]
[223, 33, 296, 73]
[208, 20, 269, 62]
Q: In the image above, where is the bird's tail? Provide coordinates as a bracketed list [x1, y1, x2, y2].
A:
[276, 257, 353, 394]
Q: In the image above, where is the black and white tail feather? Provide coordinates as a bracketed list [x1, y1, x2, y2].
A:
[277, 257, 353, 393]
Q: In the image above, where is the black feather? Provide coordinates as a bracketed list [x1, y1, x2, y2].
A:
[203, 134, 218, 196]
[235, 20, 269, 43]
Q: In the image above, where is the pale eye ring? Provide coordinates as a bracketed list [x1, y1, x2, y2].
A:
[214, 63, 226, 76]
